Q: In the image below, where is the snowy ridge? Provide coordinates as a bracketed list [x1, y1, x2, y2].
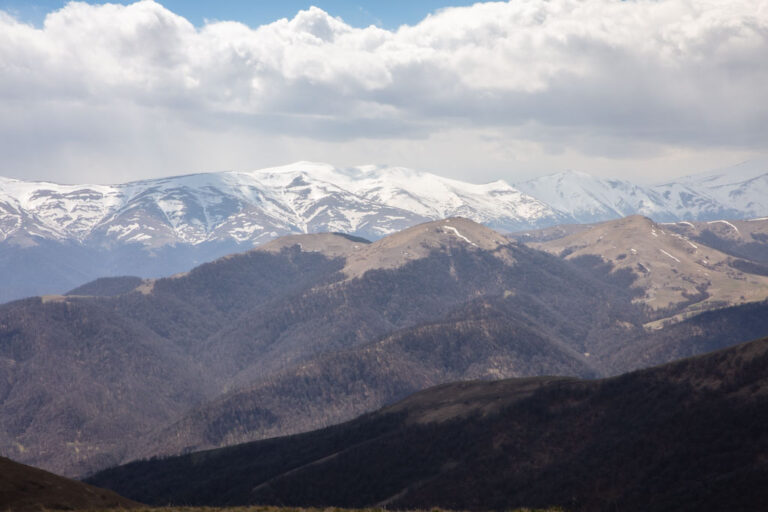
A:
[515, 171, 671, 222]
[0, 162, 558, 247]
[1, 159, 767, 249]
[516, 159, 768, 224]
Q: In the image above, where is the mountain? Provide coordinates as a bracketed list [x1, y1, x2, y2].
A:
[0, 163, 559, 248]
[3, 216, 768, 478]
[87, 335, 768, 512]
[3, 217, 768, 478]
[0, 296, 213, 477]
[515, 170, 680, 222]
[514, 158, 768, 224]
[671, 158, 768, 219]
[527, 215, 768, 321]
[2, 158, 768, 303]
[119, 294, 768, 465]
[0, 456, 139, 512]
[0, 218, 637, 477]
[662, 217, 768, 263]
[130, 294, 601, 460]
[0, 236, 353, 476]
[608, 299, 768, 373]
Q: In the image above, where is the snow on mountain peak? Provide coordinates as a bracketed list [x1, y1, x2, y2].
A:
[514, 170, 661, 222]
[2, 159, 768, 250]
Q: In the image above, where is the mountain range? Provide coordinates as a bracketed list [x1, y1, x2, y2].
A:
[1, 158, 767, 302]
[3, 217, 768, 479]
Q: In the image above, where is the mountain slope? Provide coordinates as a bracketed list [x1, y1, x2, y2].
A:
[528, 215, 768, 319]
[515, 170, 678, 222]
[608, 299, 768, 373]
[0, 297, 211, 476]
[0, 240, 349, 476]
[0, 456, 139, 512]
[87, 335, 768, 512]
[671, 158, 768, 219]
[131, 295, 600, 459]
[662, 217, 768, 263]
[515, 158, 768, 224]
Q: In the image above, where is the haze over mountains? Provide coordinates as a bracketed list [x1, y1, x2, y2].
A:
[3, 216, 768, 480]
[1, 159, 767, 302]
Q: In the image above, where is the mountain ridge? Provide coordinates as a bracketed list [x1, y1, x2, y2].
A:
[2, 159, 767, 303]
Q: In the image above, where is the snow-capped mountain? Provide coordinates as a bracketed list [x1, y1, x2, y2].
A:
[0, 162, 562, 249]
[669, 158, 768, 219]
[514, 171, 674, 223]
[515, 159, 768, 223]
[1, 159, 767, 303]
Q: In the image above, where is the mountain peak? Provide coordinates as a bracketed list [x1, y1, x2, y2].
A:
[343, 217, 512, 279]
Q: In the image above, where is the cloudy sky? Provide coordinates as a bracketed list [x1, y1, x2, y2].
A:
[1, 0, 766, 185]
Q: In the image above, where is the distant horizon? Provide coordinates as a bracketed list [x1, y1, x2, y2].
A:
[1, 1, 766, 184]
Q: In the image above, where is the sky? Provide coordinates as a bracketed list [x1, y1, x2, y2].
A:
[0, 0, 767, 185]
[0, 1, 473, 30]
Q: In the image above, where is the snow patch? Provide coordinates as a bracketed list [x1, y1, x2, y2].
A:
[659, 249, 681, 263]
[443, 226, 477, 247]
[706, 220, 740, 233]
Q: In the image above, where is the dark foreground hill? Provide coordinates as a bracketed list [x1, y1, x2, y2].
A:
[89, 336, 768, 512]
[0, 456, 139, 511]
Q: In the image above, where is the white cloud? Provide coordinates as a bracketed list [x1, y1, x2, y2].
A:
[0, 0, 766, 183]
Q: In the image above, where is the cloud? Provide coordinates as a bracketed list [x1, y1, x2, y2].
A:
[0, 0, 766, 183]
